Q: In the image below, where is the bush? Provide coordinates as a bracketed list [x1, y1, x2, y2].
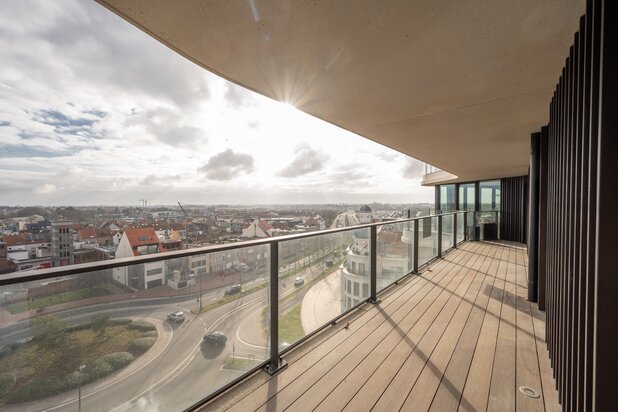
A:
[65, 322, 92, 333]
[62, 371, 86, 390]
[128, 320, 156, 332]
[0, 372, 16, 396]
[0, 346, 11, 358]
[142, 330, 158, 338]
[84, 358, 113, 382]
[7, 342, 21, 351]
[99, 352, 133, 371]
[7, 376, 64, 403]
[109, 318, 132, 325]
[129, 337, 156, 354]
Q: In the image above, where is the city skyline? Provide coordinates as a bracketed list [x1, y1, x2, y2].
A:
[0, 0, 432, 207]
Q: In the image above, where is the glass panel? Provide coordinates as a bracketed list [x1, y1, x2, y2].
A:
[418, 217, 438, 267]
[376, 222, 413, 292]
[457, 212, 465, 244]
[278, 229, 358, 348]
[0, 245, 270, 411]
[479, 180, 501, 211]
[439, 184, 456, 212]
[459, 183, 476, 240]
[441, 215, 454, 252]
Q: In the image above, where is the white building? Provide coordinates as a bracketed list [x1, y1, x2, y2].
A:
[113, 228, 165, 290]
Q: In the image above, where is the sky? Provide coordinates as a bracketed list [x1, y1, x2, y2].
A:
[0, 0, 433, 207]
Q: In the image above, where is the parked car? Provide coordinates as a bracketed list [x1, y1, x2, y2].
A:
[224, 284, 242, 295]
[203, 331, 227, 346]
[167, 311, 185, 323]
[294, 277, 305, 287]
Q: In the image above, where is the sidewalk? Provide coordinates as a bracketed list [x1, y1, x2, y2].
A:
[300, 268, 342, 333]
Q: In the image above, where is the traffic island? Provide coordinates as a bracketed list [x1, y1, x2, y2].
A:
[0, 316, 159, 405]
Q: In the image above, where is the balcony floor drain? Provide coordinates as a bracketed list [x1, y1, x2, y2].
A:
[519, 386, 540, 399]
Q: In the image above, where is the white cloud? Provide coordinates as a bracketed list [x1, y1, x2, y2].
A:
[0, 0, 434, 206]
[34, 184, 58, 194]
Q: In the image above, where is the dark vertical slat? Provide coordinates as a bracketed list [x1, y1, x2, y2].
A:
[528, 132, 541, 302]
[584, 1, 600, 410]
[593, 1, 618, 409]
[538, 126, 548, 311]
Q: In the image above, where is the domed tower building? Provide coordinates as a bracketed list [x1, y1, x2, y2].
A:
[357, 204, 373, 224]
[341, 225, 411, 311]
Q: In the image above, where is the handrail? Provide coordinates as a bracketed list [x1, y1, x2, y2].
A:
[0, 211, 467, 286]
[0, 209, 469, 410]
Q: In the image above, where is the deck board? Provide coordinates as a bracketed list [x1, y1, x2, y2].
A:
[201, 241, 561, 412]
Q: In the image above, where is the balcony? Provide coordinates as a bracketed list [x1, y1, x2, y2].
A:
[0, 212, 558, 411]
[203, 240, 558, 411]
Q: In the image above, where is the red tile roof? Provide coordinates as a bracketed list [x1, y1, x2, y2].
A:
[78, 229, 98, 240]
[124, 228, 160, 253]
[0, 234, 48, 247]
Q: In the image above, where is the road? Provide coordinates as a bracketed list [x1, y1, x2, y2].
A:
[0, 249, 340, 412]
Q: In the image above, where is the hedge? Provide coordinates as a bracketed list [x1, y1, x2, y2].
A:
[65, 322, 92, 333]
[99, 352, 134, 370]
[84, 358, 113, 381]
[142, 330, 158, 338]
[62, 371, 86, 390]
[128, 320, 156, 331]
[7, 376, 64, 403]
[129, 337, 156, 354]
[109, 318, 132, 325]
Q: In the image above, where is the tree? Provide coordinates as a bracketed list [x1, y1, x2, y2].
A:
[91, 313, 110, 335]
[31, 315, 67, 349]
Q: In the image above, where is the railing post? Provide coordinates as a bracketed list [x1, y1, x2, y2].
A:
[464, 212, 468, 241]
[369, 225, 380, 304]
[265, 241, 287, 375]
[437, 215, 443, 257]
[453, 212, 458, 248]
[413, 219, 419, 272]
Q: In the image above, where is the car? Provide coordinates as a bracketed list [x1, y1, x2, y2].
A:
[224, 284, 242, 295]
[167, 311, 185, 323]
[294, 277, 305, 287]
[203, 331, 227, 346]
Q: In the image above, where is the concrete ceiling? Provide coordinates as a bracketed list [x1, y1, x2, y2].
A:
[97, 0, 585, 184]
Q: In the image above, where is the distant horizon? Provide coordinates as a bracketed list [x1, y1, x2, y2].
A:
[0, 201, 434, 209]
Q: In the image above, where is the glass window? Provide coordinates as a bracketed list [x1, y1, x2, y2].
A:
[439, 184, 456, 212]
[480, 180, 501, 211]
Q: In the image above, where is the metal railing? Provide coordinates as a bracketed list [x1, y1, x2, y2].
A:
[0, 211, 468, 411]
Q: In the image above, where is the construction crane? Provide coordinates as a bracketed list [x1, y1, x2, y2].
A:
[178, 202, 190, 249]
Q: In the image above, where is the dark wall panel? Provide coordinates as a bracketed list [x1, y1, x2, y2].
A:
[544, 1, 617, 410]
[500, 176, 528, 243]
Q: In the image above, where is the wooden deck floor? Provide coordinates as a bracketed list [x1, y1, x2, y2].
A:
[203, 241, 560, 412]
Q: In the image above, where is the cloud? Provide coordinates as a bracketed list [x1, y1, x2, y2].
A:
[198, 149, 255, 180]
[402, 158, 424, 178]
[277, 145, 326, 178]
[123, 107, 206, 147]
[224, 83, 257, 108]
[34, 183, 57, 194]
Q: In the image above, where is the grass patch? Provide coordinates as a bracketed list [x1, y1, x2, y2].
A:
[0, 318, 156, 404]
[192, 283, 267, 315]
[6, 286, 112, 314]
[222, 356, 263, 371]
[279, 305, 304, 344]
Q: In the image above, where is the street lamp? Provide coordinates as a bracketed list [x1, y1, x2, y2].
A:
[191, 273, 203, 312]
[78, 364, 85, 412]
